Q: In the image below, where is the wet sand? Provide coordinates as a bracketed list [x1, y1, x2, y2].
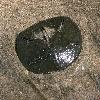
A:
[0, 0, 100, 100]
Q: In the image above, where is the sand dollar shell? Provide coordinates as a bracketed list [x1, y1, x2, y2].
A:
[15, 16, 82, 74]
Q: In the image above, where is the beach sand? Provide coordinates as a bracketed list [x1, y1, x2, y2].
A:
[0, 0, 100, 100]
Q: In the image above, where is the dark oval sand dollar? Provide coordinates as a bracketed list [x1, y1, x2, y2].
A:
[15, 16, 82, 74]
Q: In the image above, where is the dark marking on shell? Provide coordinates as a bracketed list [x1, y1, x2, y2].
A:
[15, 16, 82, 74]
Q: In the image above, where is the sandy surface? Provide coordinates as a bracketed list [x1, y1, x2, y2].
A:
[0, 0, 100, 100]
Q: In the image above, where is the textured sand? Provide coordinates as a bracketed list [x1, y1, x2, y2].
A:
[0, 0, 100, 100]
